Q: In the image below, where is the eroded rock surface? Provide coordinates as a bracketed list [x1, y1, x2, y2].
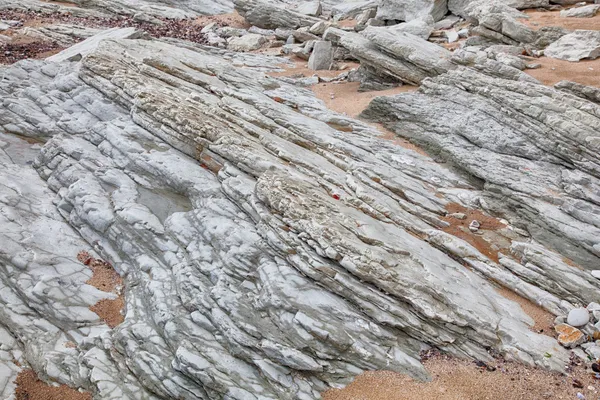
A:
[1, 34, 591, 399]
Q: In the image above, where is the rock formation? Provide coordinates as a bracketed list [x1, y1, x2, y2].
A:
[1, 0, 600, 399]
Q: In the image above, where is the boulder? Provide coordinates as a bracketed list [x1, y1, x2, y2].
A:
[308, 40, 333, 69]
[560, 4, 600, 18]
[296, 0, 322, 16]
[449, 0, 549, 18]
[46, 27, 140, 62]
[545, 30, 600, 61]
[227, 33, 268, 51]
[377, 0, 448, 22]
[325, 26, 454, 84]
[234, 0, 321, 29]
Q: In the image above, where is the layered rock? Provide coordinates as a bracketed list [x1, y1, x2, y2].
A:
[0, 35, 588, 399]
[363, 68, 600, 271]
[376, 0, 447, 22]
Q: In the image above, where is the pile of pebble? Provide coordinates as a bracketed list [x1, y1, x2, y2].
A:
[555, 303, 600, 368]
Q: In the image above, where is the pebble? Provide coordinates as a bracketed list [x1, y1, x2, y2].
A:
[468, 220, 480, 232]
[568, 308, 590, 327]
[449, 212, 466, 220]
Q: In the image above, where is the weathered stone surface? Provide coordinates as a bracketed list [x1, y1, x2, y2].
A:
[560, 4, 600, 18]
[545, 30, 600, 61]
[47, 27, 141, 62]
[0, 37, 583, 399]
[234, 0, 321, 29]
[325, 26, 454, 85]
[296, 0, 322, 16]
[377, 0, 447, 22]
[227, 33, 268, 51]
[449, 0, 549, 18]
[308, 40, 333, 70]
[466, 2, 537, 45]
[363, 68, 600, 271]
[555, 324, 586, 348]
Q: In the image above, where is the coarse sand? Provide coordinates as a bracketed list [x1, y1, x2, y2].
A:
[78, 251, 125, 328]
[322, 351, 599, 400]
[526, 57, 600, 87]
[15, 370, 91, 400]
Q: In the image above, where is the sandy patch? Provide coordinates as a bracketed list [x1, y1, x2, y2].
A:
[269, 58, 356, 79]
[496, 287, 556, 334]
[526, 57, 600, 87]
[521, 9, 600, 31]
[15, 370, 91, 400]
[78, 251, 124, 328]
[311, 81, 417, 118]
[323, 350, 598, 400]
[441, 203, 507, 263]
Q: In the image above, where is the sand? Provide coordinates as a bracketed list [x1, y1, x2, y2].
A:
[15, 370, 91, 400]
[311, 82, 417, 118]
[521, 9, 600, 31]
[323, 351, 599, 400]
[77, 251, 124, 328]
[525, 57, 600, 87]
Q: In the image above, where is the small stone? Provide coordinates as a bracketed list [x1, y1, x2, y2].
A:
[468, 220, 480, 232]
[449, 212, 466, 220]
[555, 324, 586, 348]
[568, 308, 590, 327]
[591, 270, 600, 279]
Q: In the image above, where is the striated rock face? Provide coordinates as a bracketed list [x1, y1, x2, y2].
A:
[376, 0, 447, 22]
[363, 67, 600, 272]
[2, 36, 593, 399]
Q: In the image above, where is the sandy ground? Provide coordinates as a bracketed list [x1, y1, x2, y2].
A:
[521, 9, 600, 31]
[311, 82, 417, 118]
[15, 370, 91, 400]
[77, 251, 124, 328]
[526, 57, 600, 87]
[323, 350, 599, 400]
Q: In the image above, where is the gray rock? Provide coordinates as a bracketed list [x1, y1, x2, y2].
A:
[568, 308, 591, 327]
[449, 0, 549, 18]
[560, 4, 600, 18]
[0, 37, 582, 399]
[234, 0, 321, 29]
[545, 30, 600, 61]
[296, 0, 322, 16]
[227, 33, 268, 51]
[47, 27, 140, 62]
[293, 26, 321, 42]
[363, 67, 600, 272]
[325, 26, 454, 84]
[331, 0, 377, 20]
[308, 40, 333, 70]
[377, 0, 448, 22]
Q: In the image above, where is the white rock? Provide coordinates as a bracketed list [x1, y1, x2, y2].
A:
[227, 33, 268, 51]
[591, 270, 600, 279]
[568, 308, 590, 327]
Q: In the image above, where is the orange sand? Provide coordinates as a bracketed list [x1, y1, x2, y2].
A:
[323, 352, 598, 400]
[15, 370, 91, 400]
[78, 251, 124, 328]
[526, 57, 600, 87]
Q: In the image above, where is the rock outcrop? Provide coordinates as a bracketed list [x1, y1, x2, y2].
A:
[363, 68, 600, 271]
[1, 35, 587, 399]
